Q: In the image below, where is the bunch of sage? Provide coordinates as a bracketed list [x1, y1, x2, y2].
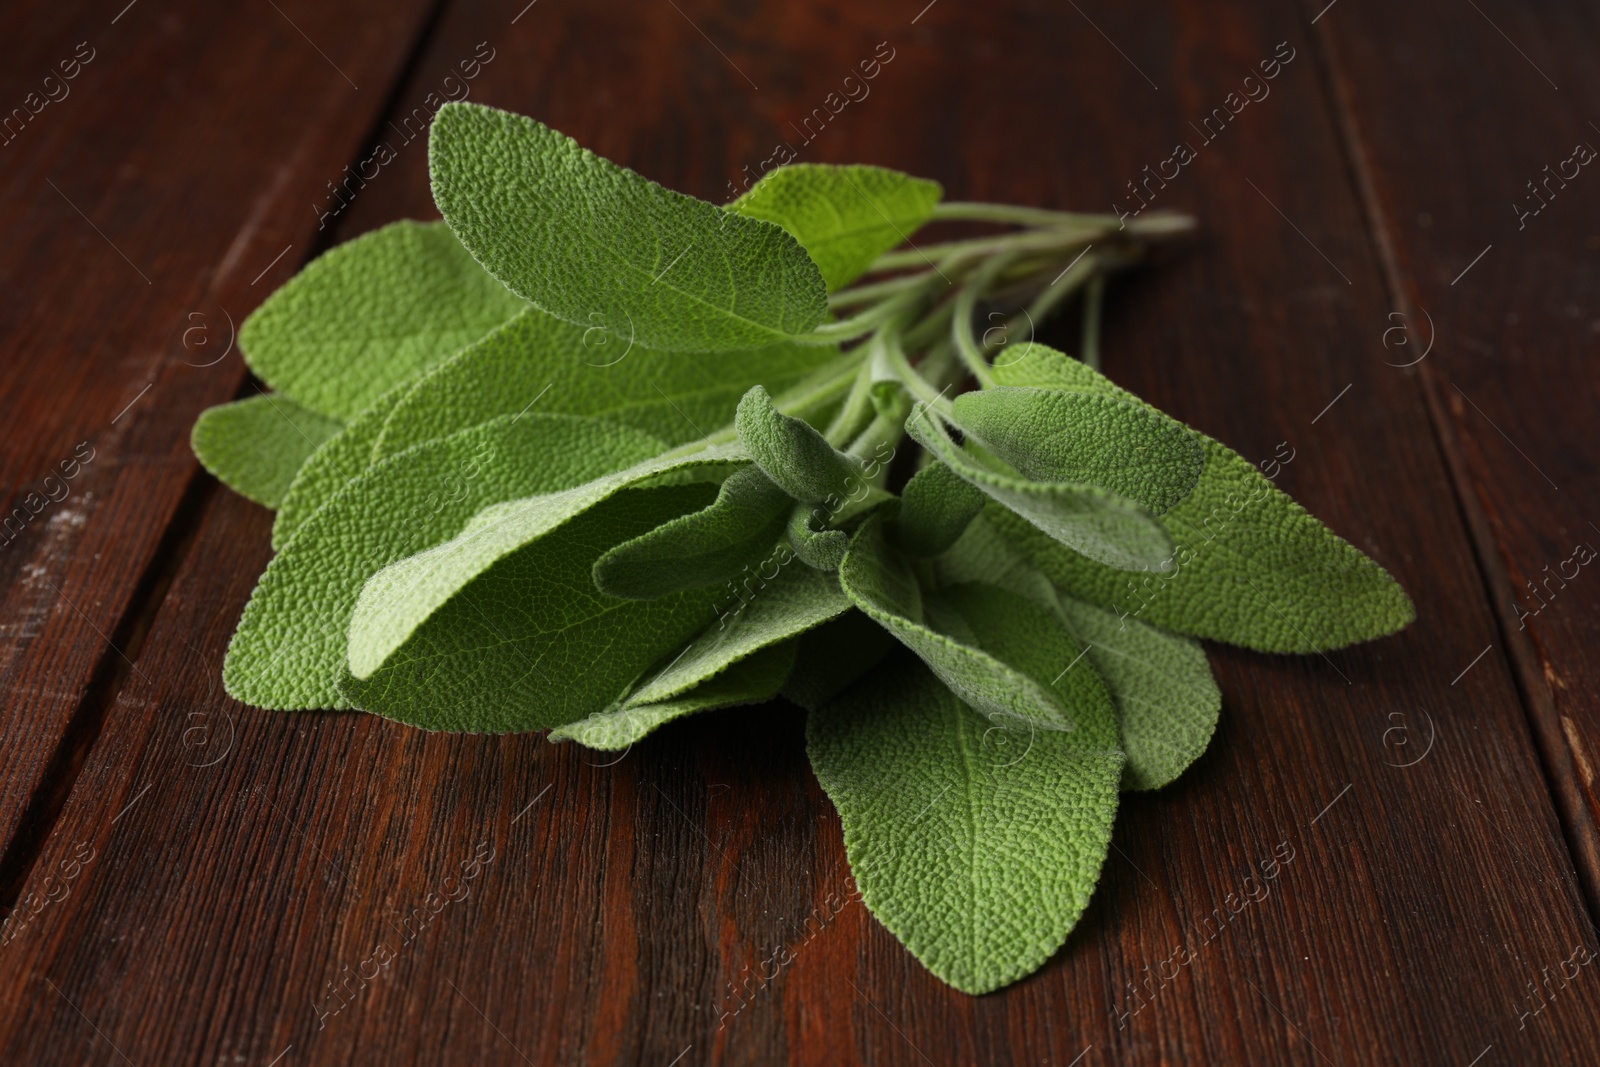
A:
[193, 103, 1413, 992]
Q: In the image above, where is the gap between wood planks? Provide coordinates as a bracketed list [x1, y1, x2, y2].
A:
[0, 0, 461, 923]
[1299, 0, 1600, 931]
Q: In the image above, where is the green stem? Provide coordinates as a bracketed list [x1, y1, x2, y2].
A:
[1023, 249, 1098, 329]
[846, 398, 910, 473]
[867, 227, 1102, 274]
[802, 271, 940, 345]
[901, 295, 957, 352]
[829, 270, 931, 310]
[824, 359, 877, 447]
[918, 337, 961, 394]
[878, 321, 951, 415]
[932, 201, 1123, 228]
[1081, 275, 1106, 371]
[951, 248, 1031, 386]
[865, 209, 1195, 275]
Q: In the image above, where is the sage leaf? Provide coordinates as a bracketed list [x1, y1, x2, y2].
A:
[989, 343, 1414, 651]
[936, 513, 1220, 791]
[807, 653, 1123, 994]
[554, 563, 849, 748]
[629, 563, 849, 704]
[737, 385, 865, 504]
[345, 443, 749, 683]
[240, 220, 527, 419]
[429, 103, 828, 352]
[732, 164, 942, 290]
[786, 504, 850, 571]
[889, 460, 987, 557]
[549, 642, 797, 750]
[905, 403, 1175, 571]
[593, 465, 791, 599]
[838, 519, 1090, 730]
[780, 609, 896, 711]
[340, 483, 722, 731]
[372, 306, 847, 459]
[224, 414, 664, 710]
[1052, 593, 1220, 791]
[951, 387, 1203, 515]
[272, 374, 421, 551]
[191, 394, 342, 509]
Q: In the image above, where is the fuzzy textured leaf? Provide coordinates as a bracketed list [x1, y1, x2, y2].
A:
[781, 609, 897, 711]
[346, 444, 748, 682]
[1053, 594, 1219, 790]
[732, 164, 942, 290]
[890, 460, 987, 557]
[240, 220, 526, 419]
[808, 653, 1123, 994]
[373, 306, 847, 459]
[554, 564, 849, 748]
[785, 503, 850, 570]
[951, 387, 1203, 515]
[429, 103, 828, 352]
[936, 514, 1220, 791]
[631, 562, 849, 703]
[225, 414, 664, 710]
[839, 519, 1091, 730]
[594, 465, 791, 599]
[191, 394, 342, 509]
[989, 344, 1414, 651]
[273, 374, 421, 551]
[905, 403, 1174, 571]
[737, 385, 864, 504]
[341, 483, 722, 731]
[549, 642, 797, 750]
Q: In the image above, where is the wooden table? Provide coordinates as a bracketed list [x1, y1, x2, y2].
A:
[2, 1, 1598, 1063]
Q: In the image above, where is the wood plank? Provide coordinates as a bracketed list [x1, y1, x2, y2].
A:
[0, 0, 443, 863]
[1310, 0, 1600, 921]
[2, 0, 1597, 1063]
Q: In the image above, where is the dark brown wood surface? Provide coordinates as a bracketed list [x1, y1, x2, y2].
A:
[1313, 0, 1600, 922]
[0, 0, 440, 872]
[2, 1, 1598, 1064]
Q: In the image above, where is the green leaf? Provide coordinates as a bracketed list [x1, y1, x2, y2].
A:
[554, 563, 849, 748]
[950, 387, 1203, 515]
[429, 102, 828, 352]
[732, 164, 942, 290]
[239, 220, 527, 419]
[905, 403, 1175, 571]
[191, 394, 342, 509]
[989, 343, 1415, 651]
[1053, 593, 1220, 791]
[936, 514, 1220, 791]
[340, 482, 722, 731]
[781, 609, 896, 711]
[807, 653, 1123, 994]
[372, 306, 847, 459]
[785, 503, 850, 571]
[985, 341, 1100, 391]
[549, 642, 797, 750]
[838, 519, 1093, 730]
[639, 562, 848, 698]
[736, 385, 864, 504]
[272, 374, 419, 551]
[345, 443, 749, 685]
[889, 460, 987, 557]
[224, 414, 665, 710]
[593, 465, 791, 599]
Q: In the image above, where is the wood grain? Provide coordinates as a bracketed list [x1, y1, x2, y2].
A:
[0, 0, 443, 866]
[1, 0, 1598, 1064]
[1311, 0, 1600, 923]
